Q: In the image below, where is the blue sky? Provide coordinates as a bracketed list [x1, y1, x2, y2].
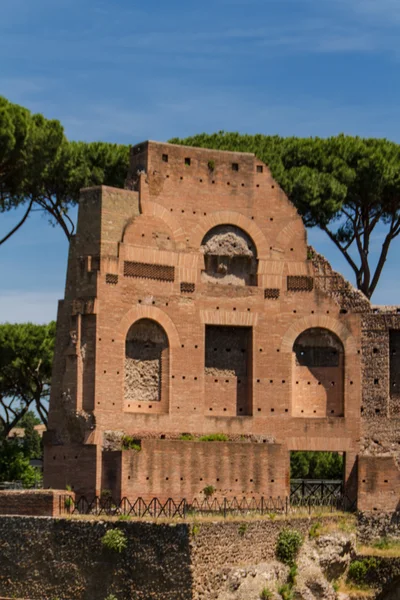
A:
[1, 0, 400, 323]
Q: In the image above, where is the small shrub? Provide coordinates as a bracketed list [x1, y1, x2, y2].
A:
[276, 529, 304, 566]
[118, 514, 131, 521]
[288, 564, 298, 585]
[64, 484, 73, 510]
[309, 521, 322, 539]
[260, 587, 273, 600]
[373, 537, 391, 549]
[347, 558, 377, 585]
[208, 159, 215, 171]
[101, 529, 127, 553]
[180, 433, 195, 441]
[278, 583, 294, 600]
[104, 595, 118, 600]
[332, 580, 339, 593]
[203, 485, 216, 498]
[199, 433, 228, 442]
[268, 512, 276, 521]
[121, 436, 141, 451]
[238, 522, 248, 537]
[192, 523, 200, 536]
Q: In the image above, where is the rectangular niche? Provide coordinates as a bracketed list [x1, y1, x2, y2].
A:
[390, 330, 400, 397]
[204, 325, 252, 417]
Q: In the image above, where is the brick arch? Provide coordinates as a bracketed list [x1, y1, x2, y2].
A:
[140, 200, 186, 244]
[118, 306, 181, 348]
[191, 211, 269, 259]
[280, 315, 357, 355]
[275, 217, 305, 250]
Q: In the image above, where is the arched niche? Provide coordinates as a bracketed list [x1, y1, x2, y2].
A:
[124, 319, 169, 407]
[292, 328, 344, 418]
[200, 225, 258, 286]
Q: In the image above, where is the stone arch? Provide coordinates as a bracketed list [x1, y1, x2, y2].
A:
[280, 315, 357, 355]
[141, 200, 186, 244]
[275, 216, 306, 251]
[292, 327, 345, 418]
[125, 319, 169, 404]
[200, 224, 258, 286]
[118, 305, 181, 349]
[122, 200, 186, 248]
[191, 211, 270, 259]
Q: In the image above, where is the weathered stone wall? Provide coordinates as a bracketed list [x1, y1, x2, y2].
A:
[0, 515, 328, 600]
[0, 516, 192, 600]
[125, 319, 168, 404]
[358, 511, 400, 544]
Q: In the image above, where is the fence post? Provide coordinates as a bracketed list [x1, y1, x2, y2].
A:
[183, 498, 187, 519]
[261, 496, 264, 516]
[308, 496, 311, 515]
[223, 498, 227, 519]
[286, 496, 288, 516]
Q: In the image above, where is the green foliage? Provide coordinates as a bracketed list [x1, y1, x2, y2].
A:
[64, 485, 73, 509]
[198, 433, 228, 442]
[121, 436, 141, 451]
[19, 411, 42, 459]
[290, 451, 343, 480]
[0, 438, 39, 485]
[288, 564, 298, 585]
[0, 96, 129, 245]
[259, 587, 273, 600]
[104, 594, 118, 600]
[0, 322, 55, 434]
[171, 132, 400, 298]
[278, 583, 294, 600]
[180, 433, 195, 441]
[101, 489, 112, 499]
[101, 529, 127, 553]
[118, 514, 131, 522]
[192, 523, 200, 536]
[202, 485, 216, 498]
[309, 521, 322, 539]
[276, 529, 304, 566]
[207, 159, 215, 171]
[373, 537, 391, 549]
[238, 522, 248, 536]
[347, 558, 377, 584]
[332, 580, 339, 593]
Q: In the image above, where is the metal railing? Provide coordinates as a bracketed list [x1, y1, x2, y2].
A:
[60, 492, 356, 518]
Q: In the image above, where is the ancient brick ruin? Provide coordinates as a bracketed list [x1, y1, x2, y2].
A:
[42, 141, 400, 511]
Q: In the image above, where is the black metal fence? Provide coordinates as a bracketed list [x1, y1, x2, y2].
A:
[290, 479, 344, 504]
[60, 490, 355, 518]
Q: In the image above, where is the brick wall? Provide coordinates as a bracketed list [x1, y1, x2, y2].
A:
[358, 455, 400, 512]
[104, 439, 289, 501]
[0, 515, 334, 600]
[45, 141, 364, 503]
[0, 490, 73, 517]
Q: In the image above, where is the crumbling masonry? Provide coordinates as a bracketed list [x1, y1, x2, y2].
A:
[43, 141, 400, 511]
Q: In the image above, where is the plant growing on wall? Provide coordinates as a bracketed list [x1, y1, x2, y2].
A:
[202, 485, 216, 498]
[199, 433, 228, 442]
[276, 529, 303, 566]
[121, 436, 141, 451]
[101, 529, 127, 553]
[259, 587, 272, 599]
